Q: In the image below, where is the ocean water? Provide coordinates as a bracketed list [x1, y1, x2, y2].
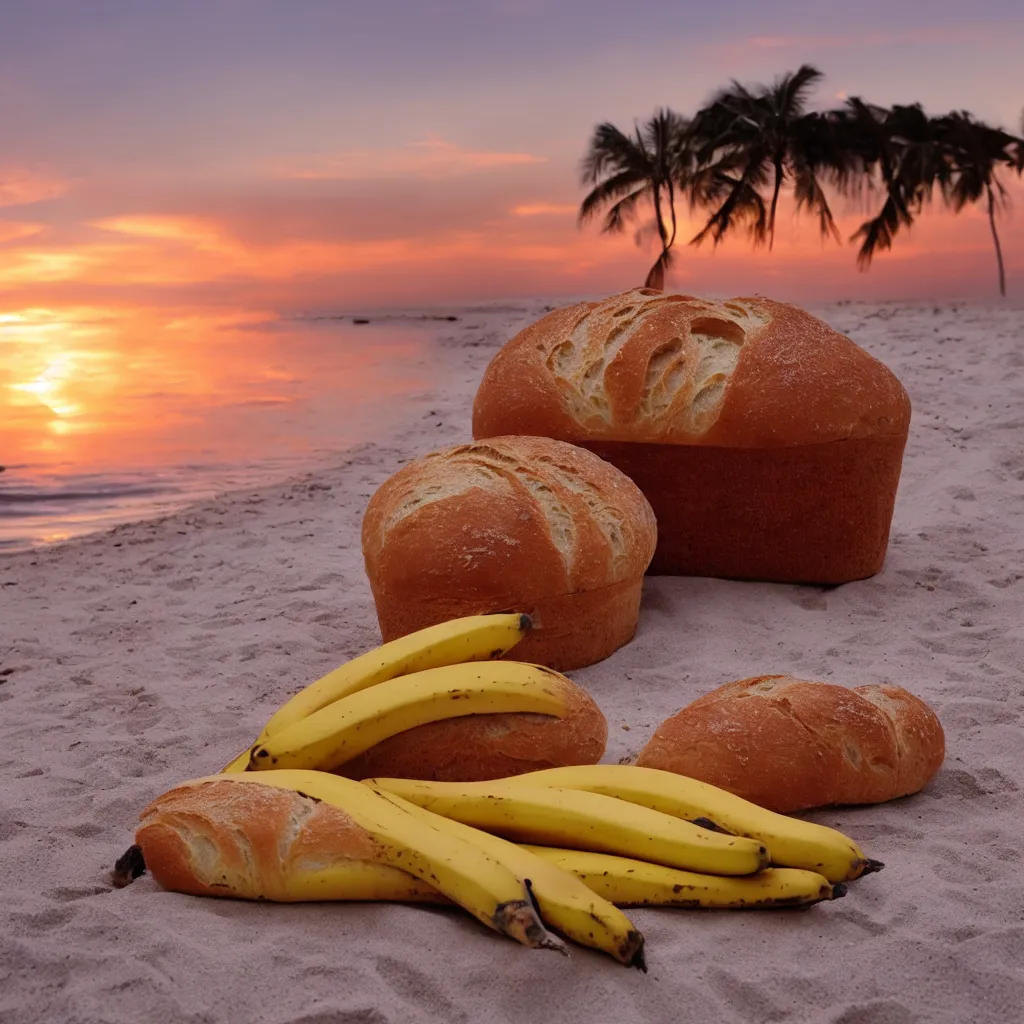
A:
[0, 309, 443, 552]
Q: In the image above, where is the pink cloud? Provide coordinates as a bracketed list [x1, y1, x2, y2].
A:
[278, 135, 546, 181]
[0, 168, 71, 207]
[512, 202, 579, 216]
[0, 221, 45, 244]
[725, 23, 1006, 59]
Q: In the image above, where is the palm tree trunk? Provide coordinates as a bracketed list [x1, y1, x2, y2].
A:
[646, 183, 670, 290]
[768, 157, 784, 251]
[986, 185, 1006, 297]
[667, 177, 678, 250]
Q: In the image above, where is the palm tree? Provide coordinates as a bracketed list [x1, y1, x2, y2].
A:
[579, 108, 690, 289]
[832, 100, 950, 268]
[687, 64, 844, 251]
[840, 103, 1023, 295]
[937, 112, 1021, 296]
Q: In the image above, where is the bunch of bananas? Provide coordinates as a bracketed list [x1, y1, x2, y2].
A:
[117, 613, 883, 971]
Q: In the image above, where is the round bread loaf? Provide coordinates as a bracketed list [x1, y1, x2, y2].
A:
[336, 683, 607, 782]
[472, 289, 912, 584]
[635, 675, 945, 812]
[361, 435, 658, 671]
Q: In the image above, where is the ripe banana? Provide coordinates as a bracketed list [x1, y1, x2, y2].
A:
[221, 748, 251, 774]
[521, 846, 844, 908]
[500, 765, 881, 883]
[273, 860, 445, 904]
[247, 663, 571, 773]
[265, 612, 532, 736]
[181, 770, 564, 951]
[366, 778, 770, 876]
[220, 612, 532, 772]
[366, 784, 646, 970]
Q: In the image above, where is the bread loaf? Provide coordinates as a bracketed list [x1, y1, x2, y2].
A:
[361, 435, 658, 671]
[135, 779, 435, 901]
[635, 676, 944, 812]
[472, 289, 911, 584]
[336, 685, 607, 782]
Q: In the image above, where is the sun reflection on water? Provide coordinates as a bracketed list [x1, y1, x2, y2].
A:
[0, 304, 435, 548]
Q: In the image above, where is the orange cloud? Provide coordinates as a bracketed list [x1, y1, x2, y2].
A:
[1, 171, 1020, 311]
[512, 202, 578, 216]
[279, 135, 546, 181]
[0, 221, 45, 244]
[0, 168, 70, 207]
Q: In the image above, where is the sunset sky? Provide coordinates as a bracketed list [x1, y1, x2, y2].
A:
[1, 0, 1022, 314]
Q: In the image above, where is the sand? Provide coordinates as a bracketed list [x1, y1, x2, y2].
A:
[2, 298, 1023, 1024]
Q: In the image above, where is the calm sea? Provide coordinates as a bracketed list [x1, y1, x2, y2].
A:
[0, 309, 444, 552]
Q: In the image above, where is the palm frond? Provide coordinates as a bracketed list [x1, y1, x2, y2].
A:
[580, 123, 649, 184]
[791, 166, 841, 242]
[776, 64, 824, 118]
[578, 170, 650, 226]
[690, 171, 767, 247]
[602, 186, 649, 234]
[851, 185, 915, 267]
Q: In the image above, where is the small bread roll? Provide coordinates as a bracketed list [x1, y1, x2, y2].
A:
[336, 683, 608, 782]
[636, 676, 944, 812]
[361, 435, 657, 671]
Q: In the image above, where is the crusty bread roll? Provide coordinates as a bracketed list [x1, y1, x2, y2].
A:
[135, 779, 436, 902]
[472, 289, 911, 584]
[336, 686, 607, 782]
[361, 435, 657, 671]
[635, 676, 944, 812]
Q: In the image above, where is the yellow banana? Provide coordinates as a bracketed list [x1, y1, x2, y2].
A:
[367, 784, 646, 970]
[221, 749, 251, 774]
[500, 765, 881, 883]
[273, 860, 444, 903]
[247, 662, 571, 773]
[265, 612, 532, 736]
[221, 613, 532, 772]
[366, 778, 769, 876]
[178, 770, 563, 951]
[521, 846, 843, 908]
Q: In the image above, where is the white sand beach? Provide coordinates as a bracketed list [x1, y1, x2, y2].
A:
[2, 299, 1023, 1024]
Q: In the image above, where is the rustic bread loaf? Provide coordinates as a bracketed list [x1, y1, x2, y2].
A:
[361, 435, 658, 671]
[335, 683, 607, 782]
[635, 675, 945, 812]
[134, 779, 433, 901]
[472, 289, 911, 584]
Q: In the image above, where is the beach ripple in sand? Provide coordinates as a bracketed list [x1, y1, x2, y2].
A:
[1, 301, 1023, 1024]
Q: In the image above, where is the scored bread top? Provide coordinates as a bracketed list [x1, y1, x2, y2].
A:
[472, 289, 911, 448]
[362, 435, 657, 603]
[636, 674, 944, 811]
[136, 780, 382, 899]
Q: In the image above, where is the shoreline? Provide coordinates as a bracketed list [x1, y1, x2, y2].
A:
[0, 304, 546, 558]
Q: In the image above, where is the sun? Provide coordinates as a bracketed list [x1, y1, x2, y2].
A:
[10, 355, 81, 418]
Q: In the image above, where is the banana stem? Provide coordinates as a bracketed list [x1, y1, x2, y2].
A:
[495, 882, 569, 955]
[111, 844, 147, 887]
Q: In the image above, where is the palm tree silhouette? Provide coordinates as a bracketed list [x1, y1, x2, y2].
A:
[834, 100, 950, 268]
[938, 112, 1021, 297]
[841, 103, 1022, 295]
[579, 71, 1024, 295]
[578, 108, 690, 289]
[688, 64, 842, 251]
